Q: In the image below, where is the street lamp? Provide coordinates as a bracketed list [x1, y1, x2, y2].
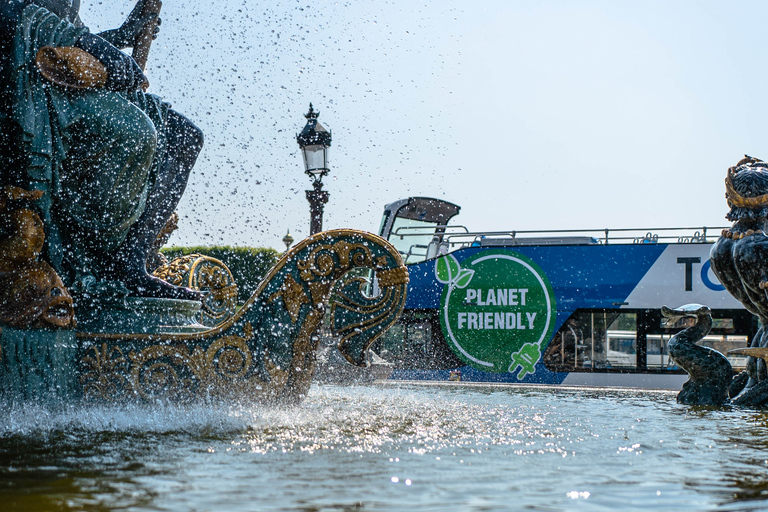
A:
[297, 103, 332, 235]
[282, 229, 294, 253]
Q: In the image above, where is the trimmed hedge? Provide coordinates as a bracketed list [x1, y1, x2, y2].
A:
[161, 246, 280, 304]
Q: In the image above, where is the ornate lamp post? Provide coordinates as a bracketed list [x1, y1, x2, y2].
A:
[297, 103, 332, 235]
[282, 229, 294, 253]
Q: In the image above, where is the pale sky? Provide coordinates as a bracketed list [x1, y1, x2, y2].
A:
[82, 1, 768, 250]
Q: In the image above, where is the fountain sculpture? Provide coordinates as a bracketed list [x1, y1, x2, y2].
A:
[0, 0, 407, 404]
[667, 156, 768, 406]
[661, 304, 738, 405]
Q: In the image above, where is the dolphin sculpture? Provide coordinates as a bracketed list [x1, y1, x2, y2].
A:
[663, 304, 733, 405]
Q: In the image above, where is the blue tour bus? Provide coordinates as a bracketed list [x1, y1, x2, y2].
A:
[369, 197, 754, 390]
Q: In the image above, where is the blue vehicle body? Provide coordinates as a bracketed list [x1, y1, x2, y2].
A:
[372, 198, 751, 390]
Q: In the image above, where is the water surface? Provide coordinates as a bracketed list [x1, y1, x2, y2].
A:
[2, 384, 768, 511]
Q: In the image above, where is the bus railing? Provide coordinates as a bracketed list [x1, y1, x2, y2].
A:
[390, 225, 729, 246]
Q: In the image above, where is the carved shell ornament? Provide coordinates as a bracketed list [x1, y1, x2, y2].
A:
[35, 46, 108, 90]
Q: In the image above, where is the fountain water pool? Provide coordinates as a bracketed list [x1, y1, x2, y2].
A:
[2, 384, 768, 511]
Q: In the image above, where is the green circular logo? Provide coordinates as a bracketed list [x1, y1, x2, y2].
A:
[436, 250, 557, 376]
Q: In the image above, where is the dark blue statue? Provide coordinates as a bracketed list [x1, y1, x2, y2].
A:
[0, 0, 202, 300]
[708, 156, 768, 406]
[657, 157, 768, 407]
[662, 304, 735, 405]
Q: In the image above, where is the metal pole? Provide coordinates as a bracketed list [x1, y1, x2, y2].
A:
[306, 180, 329, 235]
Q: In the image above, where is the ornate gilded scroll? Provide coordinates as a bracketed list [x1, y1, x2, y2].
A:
[153, 254, 238, 327]
[78, 229, 407, 404]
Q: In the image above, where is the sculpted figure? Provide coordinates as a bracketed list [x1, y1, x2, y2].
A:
[0, 0, 202, 301]
[709, 156, 768, 406]
[146, 211, 178, 272]
[662, 304, 734, 405]
[0, 186, 75, 328]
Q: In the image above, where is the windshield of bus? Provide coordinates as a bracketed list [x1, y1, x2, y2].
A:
[389, 217, 442, 264]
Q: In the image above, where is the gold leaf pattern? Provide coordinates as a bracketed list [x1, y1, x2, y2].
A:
[268, 274, 310, 324]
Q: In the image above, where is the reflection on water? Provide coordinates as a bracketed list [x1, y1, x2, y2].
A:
[3, 385, 768, 511]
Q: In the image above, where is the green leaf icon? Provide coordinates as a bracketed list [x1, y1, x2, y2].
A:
[435, 254, 460, 284]
[454, 269, 475, 289]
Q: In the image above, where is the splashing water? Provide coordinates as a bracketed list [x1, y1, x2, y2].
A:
[2, 384, 768, 511]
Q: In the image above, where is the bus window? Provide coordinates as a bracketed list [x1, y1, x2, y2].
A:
[543, 317, 581, 368]
[408, 322, 432, 354]
[700, 335, 748, 370]
[645, 333, 748, 371]
[375, 322, 405, 361]
[370, 321, 432, 365]
[648, 313, 749, 371]
[544, 310, 637, 371]
[543, 311, 637, 371]
[646, 334, 674, 370]
[603, 313, 637, 369]
[388, 217, 441, 264]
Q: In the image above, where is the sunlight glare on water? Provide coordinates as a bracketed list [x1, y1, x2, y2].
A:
[3, 384, 768, 511]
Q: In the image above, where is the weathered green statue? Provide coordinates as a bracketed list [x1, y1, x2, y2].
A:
[0, 0, 203, 300]
[0, 2, 410, 405]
